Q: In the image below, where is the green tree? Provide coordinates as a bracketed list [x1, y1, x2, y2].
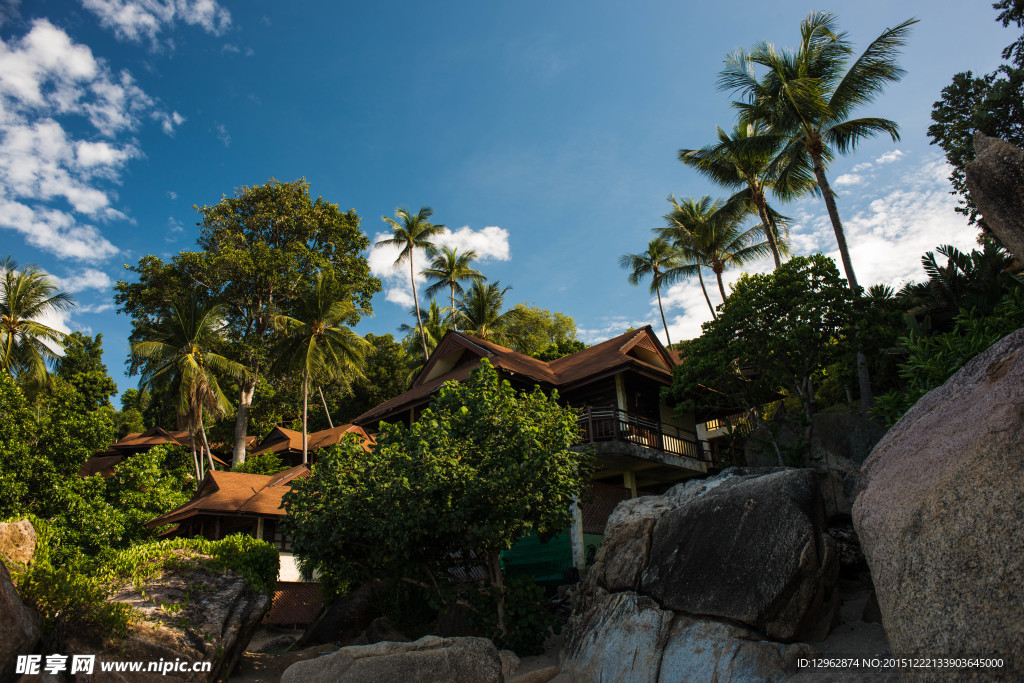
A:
[115, 179, 380, 466]
[502, 304, 580, 356]
[130, 296, 247, 480]
[456, 281, 523, 347]
[377, 207, 446, 360]
[283, 360, 592, 638]
[330, 333, 411, 424]
[531, 339, 588, 361]
[273, 272, 369, 463]
[55, 332, 118, 412]
[720, 12, 916, 293]
[658, 195, 770, 305]
[668, 254, 854, 458]
[399, 299, 451, 358]
[619, 238, 680, 345]
[422, 246, 485, 331]
[1, 256, 75, 385]
[929, 2, 1024, 228]
[679, 122, 812, 268]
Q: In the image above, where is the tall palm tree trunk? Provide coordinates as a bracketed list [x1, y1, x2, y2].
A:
[189, 433, 201, 485]
[752, 190, 782, 269]
[714, 266, 728, 302]
[809, 147, 874, 413]
[199, 417, 215, 472]
[318, 386, 333, 429]
[697, 268, 717, 319]
[655, 284, 672, 346]
[302, 368, 309, 464]
[410, 258, 429, 359]
[450, 282, 458, 331]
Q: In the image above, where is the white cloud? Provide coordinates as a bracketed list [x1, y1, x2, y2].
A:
[80, 0, 231, 46]
[852, 161, 873, 172]
[79, 301, 115, 313]
[221, 43, 239, 54]
[0, 20, 172, 261]
[834, 173, 863, 187]
[151, 109, 184, 135]
[369, 225, 511, 309]
[166, 190, 177, 199]
[875, 150, 904, 164]
[165, 215, 183, 242]
[60, 267, 112, 292]
[214, 122, 230, 147]
[578, 316, 657, 345]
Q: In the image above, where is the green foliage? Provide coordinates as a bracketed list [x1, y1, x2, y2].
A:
[531, 339, 588, 362]
[928, 2, 1024, 228]
[13, 561, 135, 638]
[55, 332, 118, 411]
[502, 304, 580, 356]
[329, 333, 410, 425]
[232, 450, 287, 475]
[669, 255, 854, 428]
[284, 360, 591, 636]
[105, 534, 279, 595]
[467, 576, 559, 655]
[871, 288, 1024, 426]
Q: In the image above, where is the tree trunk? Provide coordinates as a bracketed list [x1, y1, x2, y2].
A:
[655, 284, 672, 347]
[809, 149, 859, 292]
[411, 257, 429, 360]
[487, 550, 507, 637]
[232, 377, 256, 467]
[318, 386, 333, 429]
[199, 417, 215, 472]
[697, 268, 717, 319]
[302, 368, 309, 464]
[189, 433, 201, 486]
[450, 282, 458, 331]
[857, 350, 874, 413]
[752, 189, 782, 269]
[715, 266, 727, 302]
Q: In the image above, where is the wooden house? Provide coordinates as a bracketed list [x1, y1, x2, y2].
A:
[80, 426, 232, 477]
[248, 423, 375, 467]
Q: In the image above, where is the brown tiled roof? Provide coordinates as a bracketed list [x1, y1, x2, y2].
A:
[352, 326, 678, 426]
[79, 455, 123, 477]
[250, 424, 373, 455]
[145, 464, 311, 528]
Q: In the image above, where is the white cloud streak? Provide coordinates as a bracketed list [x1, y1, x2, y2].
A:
[59, 267, 113, 292]
[80, 0, 231, 46]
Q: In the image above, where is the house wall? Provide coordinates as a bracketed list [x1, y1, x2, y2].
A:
[279, 552, 303, 582]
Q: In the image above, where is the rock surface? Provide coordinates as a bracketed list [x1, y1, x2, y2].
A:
[1, 560, 41, 683]
[853, 327, 1024, 675]
[279, 635, 504, 683]
[966, 133, 1024, 261]
[63, 552, 271, 682]
[563, 468, 839, 680]
[0, 519, 37, 567]
[347, 616, 410, 647]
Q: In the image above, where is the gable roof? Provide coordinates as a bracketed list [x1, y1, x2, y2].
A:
[249, 424, 374, 456]
[145, 464, 311, 528]
[352, 326, 678, 426]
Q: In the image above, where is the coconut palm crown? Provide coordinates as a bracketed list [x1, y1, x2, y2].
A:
[0, 256, 75, 384]
[618, 237, 680, 346]
[422, 246, 485, 331]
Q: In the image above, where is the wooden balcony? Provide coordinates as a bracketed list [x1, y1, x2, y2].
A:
[578, 405, 710, 463]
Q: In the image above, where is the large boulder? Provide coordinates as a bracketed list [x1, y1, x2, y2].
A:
[0, 520, 37, 568]
[280, 635, 504, 683]
[564, 468, 838, 679]
[966, 133, 1024, 261]
[1, 561, 41, 683]
[63, 551, 271, 682]
[853, 327, 1024, 674]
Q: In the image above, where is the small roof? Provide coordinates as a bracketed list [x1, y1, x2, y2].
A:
[145, 464, 312, 528]
[250, 424, 374, 456]
[352, 326, 678, 426]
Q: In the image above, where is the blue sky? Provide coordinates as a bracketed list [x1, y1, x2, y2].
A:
[0, 0, 1013, 395]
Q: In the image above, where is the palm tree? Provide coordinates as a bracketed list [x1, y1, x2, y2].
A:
[0, 256, 75, 384]
[659, 195, 771, 311]
[456, 281, 522, 347]
[422, 246, 485, 330]
[377, 206, 446, 360]
[274, 272, 369, 464]
[679, 122, 814, 268]
[618, 238, 680, 346]
[399, 299, 451, 357]
[131, 296, 247, 480]
[719, 12, 917, 292]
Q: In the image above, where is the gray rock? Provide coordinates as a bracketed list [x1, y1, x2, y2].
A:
[639, 468, 838, 642]
[966, 133, 1024, 261]
[853, 327, 1024, 675]
[256, 635, 297, 653]
[62, 552, 271, 682]
[510, 665, 559, 683]
[280, 635, 503, 683]
[1, 561, 41, 683]
[0, 520, 37, 568]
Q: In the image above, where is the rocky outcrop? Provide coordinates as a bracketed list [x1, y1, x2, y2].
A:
[966, 133, 1024, 261]
[853, 327, 1024, 675]
[1, 561, 41, 683]
[563, 468, 837, 680]
[0, 519, 37, 567]
[64, 552, 271, 682]
[746, 413, 886, 517]
[280, 635, 504, 683]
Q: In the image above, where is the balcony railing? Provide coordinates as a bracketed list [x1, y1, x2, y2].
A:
[578, 405, 710, 463]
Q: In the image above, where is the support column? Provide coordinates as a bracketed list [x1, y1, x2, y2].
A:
[256, 517, 264, 541]
[623, 470, 638, 498]
[570, 494, 586, 576]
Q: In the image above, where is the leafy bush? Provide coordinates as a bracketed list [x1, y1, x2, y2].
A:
[467, 576, 559, 655]
[871, 288, 1024, 426]
[232, 450, 287, 475]
[13, 561, 134, 638]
